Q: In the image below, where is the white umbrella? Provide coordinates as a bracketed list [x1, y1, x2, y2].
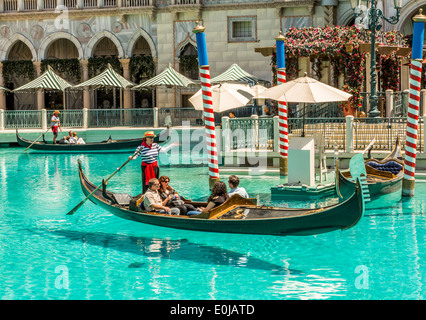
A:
[250, 84, 267, 97]
[189, 83, 255, 113]
[258, 74, 352, 136]
[258, 74, 352, 103]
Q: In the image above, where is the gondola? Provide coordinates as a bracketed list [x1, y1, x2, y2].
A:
[16, 129, 169, 152]
[77, 160, 365, 236]
[336, 137, 404, 200]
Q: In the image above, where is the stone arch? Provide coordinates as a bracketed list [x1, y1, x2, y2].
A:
[38, 32, 84, 60]
[126, 28, 157, 59]
[336, 9, 356, 27]
[396, 2, 426, 34]
[0, 33, 37, 61]
[85, 30, 124, 59]
[175, 33, 197, 60]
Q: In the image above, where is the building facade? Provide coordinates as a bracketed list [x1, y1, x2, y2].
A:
[0, 0, 423, 110]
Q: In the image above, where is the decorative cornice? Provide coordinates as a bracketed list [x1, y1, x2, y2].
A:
[0, 0, 316, 21]
[0, 6, 156, 21]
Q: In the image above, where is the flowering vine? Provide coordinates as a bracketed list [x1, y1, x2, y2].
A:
[270, 26, 407, 110]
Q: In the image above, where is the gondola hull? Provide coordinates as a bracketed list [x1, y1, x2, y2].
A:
[337, 137, 404, 200]
[16, 130, 167, 152]
[337, 171, 403, 200]
[77, 161, 364, 236]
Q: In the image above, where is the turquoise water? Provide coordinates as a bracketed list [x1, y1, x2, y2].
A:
[1, 147, 426, 300]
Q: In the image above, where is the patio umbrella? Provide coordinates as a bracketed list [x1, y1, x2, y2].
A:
[189, 83, 255, 113]
[74, 64, 135, 89]
[258, 73, 352, 103]
[73, 64, 135, 109]
[132, 63, 196, 111]
[13, 65, 73, 110]
[132, 64, 195, 89]
[258, 74, 352, 136]
[14, 65, 73, 92]
[250, 84, 267, 97]
[211, 63, 263, 85]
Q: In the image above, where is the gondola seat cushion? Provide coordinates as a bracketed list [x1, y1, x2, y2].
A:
[365, 161, 403, 175]
[129, 194, 145, 212]
[112, 193, 133, 206]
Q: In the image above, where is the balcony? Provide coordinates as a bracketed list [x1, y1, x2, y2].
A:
[1, 0, 155, 13]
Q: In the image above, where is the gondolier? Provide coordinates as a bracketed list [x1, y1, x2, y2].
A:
[51, 110, 62, 144]
[129, 131, 162, 193]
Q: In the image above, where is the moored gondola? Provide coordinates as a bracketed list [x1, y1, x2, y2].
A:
[77, 160, 365, 236]
[16, 129, 169, 152]
[337, 137, 404, 200]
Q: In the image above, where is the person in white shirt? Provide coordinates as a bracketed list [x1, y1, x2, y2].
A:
[68, 132, 78, 144]
[50, 110, 62, 144]
[227, 175, 249, 198]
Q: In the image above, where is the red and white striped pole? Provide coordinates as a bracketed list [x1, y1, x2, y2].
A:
[275, 32, 288, 176]
[193, 22, 220, 188]
[402, 10, 426, 197]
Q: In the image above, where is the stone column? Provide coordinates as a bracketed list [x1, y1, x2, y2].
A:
[33, 61, 45, 110]
[345, 115, 354, 153]
[80, 59, 91, 109]
[385, 89, 393, 118]
[119, 58, 132, 109]
[0, 62, 6, 110]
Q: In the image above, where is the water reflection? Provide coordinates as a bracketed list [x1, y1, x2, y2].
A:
[29, 228, 302, 275]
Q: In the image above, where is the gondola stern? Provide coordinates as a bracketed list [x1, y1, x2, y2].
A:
[340, 178, 365, 231]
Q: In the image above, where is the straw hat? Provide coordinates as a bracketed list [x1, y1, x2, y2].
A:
[143, 131, 156, 138]
[53, 110, 60, 114]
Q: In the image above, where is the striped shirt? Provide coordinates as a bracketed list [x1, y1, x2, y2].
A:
[51, 115, 60, 127]
[132, 143, 162, 164]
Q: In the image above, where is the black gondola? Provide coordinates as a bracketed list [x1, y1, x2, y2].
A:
[77, 160, 365, 236]
[16, 129, 169, 152]
[337, 137, 404, 200]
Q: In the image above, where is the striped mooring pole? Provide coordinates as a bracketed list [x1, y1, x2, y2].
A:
[193, 22, 220, 189]
[275, 31, 288, 176]
[402, 10, 426, 197]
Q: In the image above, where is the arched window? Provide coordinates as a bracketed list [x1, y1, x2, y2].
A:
[178, 43, 198, 80]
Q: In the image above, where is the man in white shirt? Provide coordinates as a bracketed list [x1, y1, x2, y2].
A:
[143, 178, 180, 215]
[228, 175, 249, 198]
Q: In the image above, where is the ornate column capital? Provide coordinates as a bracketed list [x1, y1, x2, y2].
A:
[119, 58, 131, 80]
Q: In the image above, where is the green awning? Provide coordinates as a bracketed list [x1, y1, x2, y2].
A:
[13, 66, 73, 92]
[211, 63, 262, 85]
[132, 64, 195, 89]
[74, 64, 135, 89]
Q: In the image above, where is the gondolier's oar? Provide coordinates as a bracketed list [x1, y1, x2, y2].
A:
[66, 150, 142, 216]
[24, 128, 51, 152]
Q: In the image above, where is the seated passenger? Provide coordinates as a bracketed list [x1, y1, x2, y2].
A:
[69, 132, 78, 144]
[227, 175, 249, 198]
[187, 181, 229, 216]
[58, 130, 73, 144]
[143, 178, 180, 215]
[158, 175, 195, 215]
